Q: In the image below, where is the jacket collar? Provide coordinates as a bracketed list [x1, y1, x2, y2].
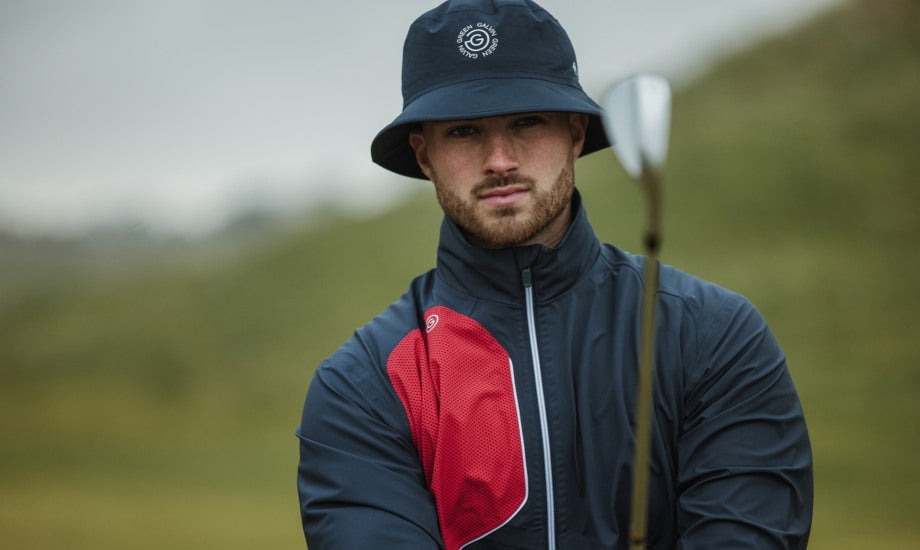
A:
[435, 189, 601, 304]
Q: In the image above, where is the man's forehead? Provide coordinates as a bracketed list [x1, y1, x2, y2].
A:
[422, 111, 562, 126]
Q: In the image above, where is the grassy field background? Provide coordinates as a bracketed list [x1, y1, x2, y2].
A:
[2, 0, 918, 547]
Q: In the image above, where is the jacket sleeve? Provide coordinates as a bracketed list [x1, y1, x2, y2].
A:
[297, 354, 443, 549]
[676, 293, 813, 548]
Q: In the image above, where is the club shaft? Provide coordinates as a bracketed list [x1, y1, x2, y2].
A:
[630, 169, 661, 549]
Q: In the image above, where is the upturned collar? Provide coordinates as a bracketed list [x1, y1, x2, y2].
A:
[435, 189, 601, 304]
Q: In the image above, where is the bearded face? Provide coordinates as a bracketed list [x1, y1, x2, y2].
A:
[409, 112, 587, 249]
[429, 150, 576, 248]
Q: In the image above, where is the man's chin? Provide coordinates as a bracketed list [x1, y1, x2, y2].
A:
[491, 205, 522, 218]
[467, 218, 541, 249]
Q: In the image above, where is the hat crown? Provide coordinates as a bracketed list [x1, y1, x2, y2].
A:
[402, 0, 579, 107]
[371, 0, 608, 179]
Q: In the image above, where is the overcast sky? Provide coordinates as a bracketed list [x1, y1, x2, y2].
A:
[0, 0, 843, 237]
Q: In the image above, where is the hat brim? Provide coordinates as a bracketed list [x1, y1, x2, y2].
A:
[371, 77, 610, 179]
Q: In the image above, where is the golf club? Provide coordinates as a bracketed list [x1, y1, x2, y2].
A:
[601, 73, 672, 550]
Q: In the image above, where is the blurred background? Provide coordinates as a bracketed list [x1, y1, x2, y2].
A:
[1, 0, 918, 547]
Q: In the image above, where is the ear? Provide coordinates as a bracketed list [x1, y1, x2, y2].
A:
[408, 128, 433, 180]
[568, 113, 589, 157]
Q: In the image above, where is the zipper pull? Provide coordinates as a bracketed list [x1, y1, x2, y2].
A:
[522, 266, 533, 289]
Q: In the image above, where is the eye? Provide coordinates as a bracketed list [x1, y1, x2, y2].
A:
[447, 124, 478, 138]
[513, 115, 547, 128]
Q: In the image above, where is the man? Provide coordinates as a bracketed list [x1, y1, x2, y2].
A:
[297, 1, 813, 548]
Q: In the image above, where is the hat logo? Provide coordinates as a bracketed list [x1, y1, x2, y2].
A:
[457, 22, 499, 59]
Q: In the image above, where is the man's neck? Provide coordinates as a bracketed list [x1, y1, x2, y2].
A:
[527, 201, 573, 249]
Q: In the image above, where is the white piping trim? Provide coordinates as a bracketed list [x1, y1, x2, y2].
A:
[524, 282, 556, 550]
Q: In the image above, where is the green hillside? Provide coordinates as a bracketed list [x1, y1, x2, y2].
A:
[2, 0, 918, 547]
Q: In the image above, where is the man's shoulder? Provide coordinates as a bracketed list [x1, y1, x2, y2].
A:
[652, 259, 772, 365]
[659, 262, 749, 314]
[307, 269, 438, 416]
[598, 242, 754, 322]
[320, 269, 438, 373]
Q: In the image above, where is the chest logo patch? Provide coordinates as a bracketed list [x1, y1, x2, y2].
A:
[425, 314, 440, 333]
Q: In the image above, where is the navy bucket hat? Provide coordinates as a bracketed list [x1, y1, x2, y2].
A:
[371, 0, 609, 179]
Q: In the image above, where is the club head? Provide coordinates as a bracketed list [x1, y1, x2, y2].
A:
[601, 74, 672, 180]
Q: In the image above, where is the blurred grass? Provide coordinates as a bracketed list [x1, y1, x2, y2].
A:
[1, 0, 918, 547]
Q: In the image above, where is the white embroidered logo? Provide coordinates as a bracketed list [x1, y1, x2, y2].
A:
[457, 22, 499, 59]
[425, 314, 440, 333]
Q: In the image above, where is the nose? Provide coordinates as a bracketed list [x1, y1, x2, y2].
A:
[482, 131, 519, 176]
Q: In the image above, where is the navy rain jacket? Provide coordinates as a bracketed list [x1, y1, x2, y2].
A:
[297, 191, 813, 549]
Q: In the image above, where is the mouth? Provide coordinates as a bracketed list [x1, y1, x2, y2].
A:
[478, 185, 530, 208]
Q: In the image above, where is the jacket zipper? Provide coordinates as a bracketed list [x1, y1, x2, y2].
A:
[522, 267, 555, 550]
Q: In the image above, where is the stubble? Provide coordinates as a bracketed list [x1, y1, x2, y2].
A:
[431, 151, 576, 248]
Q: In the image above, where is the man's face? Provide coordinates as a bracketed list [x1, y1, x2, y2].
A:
[409, 112, 588, 248]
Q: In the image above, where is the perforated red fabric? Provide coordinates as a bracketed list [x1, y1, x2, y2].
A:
[387, 305, 527, 550]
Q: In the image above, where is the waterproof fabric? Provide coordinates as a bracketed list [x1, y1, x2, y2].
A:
[297, 191, 814, 549]
[371, 0, 608, 179]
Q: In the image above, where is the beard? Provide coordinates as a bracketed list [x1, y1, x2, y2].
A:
[431, 151, 576, 248]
